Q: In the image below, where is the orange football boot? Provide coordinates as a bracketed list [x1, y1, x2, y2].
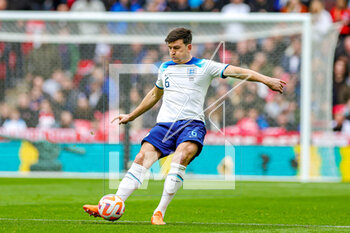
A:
[151, 211, 166, 225]
[83, 205, 101, 218]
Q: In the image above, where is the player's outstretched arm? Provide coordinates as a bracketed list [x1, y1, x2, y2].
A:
[223, 65, 286, 94]
[112, 86, 163, 125]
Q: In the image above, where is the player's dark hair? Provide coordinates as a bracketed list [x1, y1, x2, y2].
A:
[165, 28, 192, 45]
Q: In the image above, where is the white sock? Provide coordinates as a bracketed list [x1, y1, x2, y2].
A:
[116, 162, 147, 201]
[154, 163, 186, 217]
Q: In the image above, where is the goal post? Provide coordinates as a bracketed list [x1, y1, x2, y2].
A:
[300, 15, 312, 182]
[0, 12, 340, 182]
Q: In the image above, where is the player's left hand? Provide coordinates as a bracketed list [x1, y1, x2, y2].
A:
[266, 78, 286, 94]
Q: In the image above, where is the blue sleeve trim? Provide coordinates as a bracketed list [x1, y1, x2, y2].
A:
[155, 82, 164, 89]
[221, 64, 230, 79]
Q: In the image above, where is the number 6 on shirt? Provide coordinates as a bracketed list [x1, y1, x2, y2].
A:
[165, 77, 170, 88]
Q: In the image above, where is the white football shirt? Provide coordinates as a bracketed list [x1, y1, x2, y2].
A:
[155, 57, 229, 123]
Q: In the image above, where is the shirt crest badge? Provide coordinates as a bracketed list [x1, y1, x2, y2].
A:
[187, 67, 196, 81]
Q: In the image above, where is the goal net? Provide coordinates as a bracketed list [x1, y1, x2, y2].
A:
[0, 12, 340, 182]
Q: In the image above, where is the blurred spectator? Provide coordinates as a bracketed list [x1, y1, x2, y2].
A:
[95, 42, 112, 64]
[280, 0, 308, 12]
[333, 104, 350, 133]
[0, 3, 343, 134]
[57, 3, 70, 11]
[330, 0, 350, 37]
[201, 42, 220, 61]
[2, 108, 27, 131]
[0, 0, 7, 10]
[29, 87, 45, 112]
[235, 40, 254, 67]
[261, 38, 284, 66]
[17, 93, 38, 127]
[249, 0, 274, 12]
[231, 107, 245, 125]
[79, 66, 103, 96]
[147, 0, 167, 11]
[198, 0, 219, 11]
[333, 57, 349, 105]
[113, 43, 147, 64]
[82, 65, 117, 110]
[74, 59, 95, 87]
[242, 85, 265, 113]
[71, 0, 106, 34]
[188, 0, 203, 10]
[7, 0, 31, 10]
[74, 95, 94, 120]
[109, 0, 143, 34]
[58, 27, 80, 75]
[56, 111, 75, 128]
[282, 73, 298, 102]
[88, 78, 108, 113]
[0, 102, 11, 126]
[250, 52, 274, 77]
[310, 0, 333, 39]
[229, 52, 240, 67]
[167, 0, 191, 11]
[71, 0, 106, 59]
[282, 37, 302, 74]
[285, 101, 298, 130]
[110, 0, 142, 11]
[88, 80, 103, 109]
[32, 75, 45, 90]
[61, 76, 80, 113]
[26, 44, 62, 79]
[222, 0, 250, 38]
[264, 94, 289, 123]
[0, 2, 24, 92]
[51, 90, 67, 120]
[38, 99, 56, 128]
[336, 36, 350, 62]
[236, 108, 261, 133]
[276, 109, 295, 130]
[228, 81, 243, 107]
[43, 70, 64, 98]
[343, 98, 350, 120]
[3, 42, 24, 88]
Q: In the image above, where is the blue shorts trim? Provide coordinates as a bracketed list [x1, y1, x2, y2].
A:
[141, 120, 206, 162]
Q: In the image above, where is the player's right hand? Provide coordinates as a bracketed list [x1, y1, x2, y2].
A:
[111, 114, 132, 125]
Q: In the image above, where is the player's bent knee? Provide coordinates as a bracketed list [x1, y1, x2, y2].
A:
[134, 152, 146, 165]
[174, 142, 198, 165]
[180, 142, 199, 156]
[134, 149, 161, 169]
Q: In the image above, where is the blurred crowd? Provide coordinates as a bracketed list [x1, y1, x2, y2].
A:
[0, 0, 340, 13]
[0, 0, 350, 134]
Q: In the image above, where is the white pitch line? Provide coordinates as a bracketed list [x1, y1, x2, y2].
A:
[0, 218, 349, 228]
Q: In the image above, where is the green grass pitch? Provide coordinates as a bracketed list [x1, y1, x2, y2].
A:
[0, 178, 349, 232]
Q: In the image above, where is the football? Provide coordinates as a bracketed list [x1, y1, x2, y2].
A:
[98, 194, 125, 221]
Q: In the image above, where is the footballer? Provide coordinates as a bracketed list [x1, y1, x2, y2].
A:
[84, 27, 286, 225]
